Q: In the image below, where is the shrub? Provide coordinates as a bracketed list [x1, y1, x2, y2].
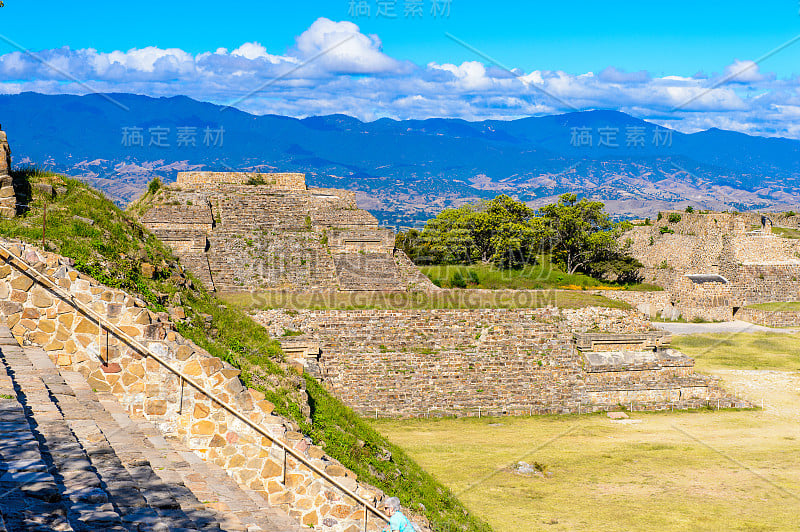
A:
[450, 271, 467, 288]
[659, 226, 674, 234]
[668, 213, 682, 223]
[147, 177, 162, 195]
[685, 206, 694, 213]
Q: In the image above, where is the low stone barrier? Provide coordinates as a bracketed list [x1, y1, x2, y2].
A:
[736, 307, 800, 328]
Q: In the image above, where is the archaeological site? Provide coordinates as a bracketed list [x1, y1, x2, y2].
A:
[0, 130, 796, 531]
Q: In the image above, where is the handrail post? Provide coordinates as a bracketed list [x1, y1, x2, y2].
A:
[178, 376, 184, 414]
[363, 502, 368, 532]
[282, 446, 287, 485]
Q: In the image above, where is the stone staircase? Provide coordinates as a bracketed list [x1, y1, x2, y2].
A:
[0, 326, 305, 532]
[333, 254, 407, 291]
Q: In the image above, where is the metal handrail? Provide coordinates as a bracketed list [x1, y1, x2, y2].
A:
[0, 242, 389, 527]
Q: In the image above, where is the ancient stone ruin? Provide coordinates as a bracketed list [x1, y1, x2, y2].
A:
[622, 211, 800, 321]
[0, 125, 15, 217]
[0, 240, 411, 531]
[141, 172, 434, 292]
[256, 307, 741, 417]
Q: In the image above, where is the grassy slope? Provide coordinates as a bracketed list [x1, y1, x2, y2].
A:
[4, 169, 489, 532]
[745, 301, 800, 311]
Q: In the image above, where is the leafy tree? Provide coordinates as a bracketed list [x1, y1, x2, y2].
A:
[395, 229, 436, 264]
[419, 204, 477, 263]
[398, 192, 641, 282]
[539, 193, 612, 274]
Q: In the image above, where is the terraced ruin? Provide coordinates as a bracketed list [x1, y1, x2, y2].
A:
[138, 172, 434, 292]
[615, 211, 800, 321]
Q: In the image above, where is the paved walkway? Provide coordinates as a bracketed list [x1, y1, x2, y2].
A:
[652, 319, 797, 336]
[0, 326, 305, 531]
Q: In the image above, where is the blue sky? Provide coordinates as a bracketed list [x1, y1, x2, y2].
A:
[1, 1, 800, 137]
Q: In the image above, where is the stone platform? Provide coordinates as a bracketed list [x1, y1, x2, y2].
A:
[140, 172, 436, 293]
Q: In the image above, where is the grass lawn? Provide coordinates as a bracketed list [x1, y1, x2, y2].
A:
[222, 289, 631, 311]
[771, 226, 800, 239]
[418, 262, 661, 292]
[672, 332, 800, 372]
[374, 334, 800, 531]
[745, 301, 800, 312]
[374, 408, 800, 532]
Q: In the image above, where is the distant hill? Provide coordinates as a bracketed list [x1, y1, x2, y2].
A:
[2, 92, 799, 227]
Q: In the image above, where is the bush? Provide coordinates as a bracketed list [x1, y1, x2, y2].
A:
[668, 213, 682, 223]
[685, 206, 694, 213]
[450, 271, 467, 288]
[147, 177, 162, 195]
[659, 226, 674, 234]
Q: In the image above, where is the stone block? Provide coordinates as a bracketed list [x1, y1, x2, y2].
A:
[192, 420, 216, 435]
[10, 275, 33, 291]
[145, 399, 167, 416]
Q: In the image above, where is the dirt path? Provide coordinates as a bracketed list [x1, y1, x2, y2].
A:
[712, 369, 800, 422]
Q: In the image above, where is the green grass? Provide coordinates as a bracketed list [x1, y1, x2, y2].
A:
[0, 169, 488, 532]
[745, 301, 800, 311]
[374, 407, 800, 532]
[222, 289, 631, 311]
[672, 332, 800, 371]
[772, 226, 800, 239]
[418, 261, 661, 292]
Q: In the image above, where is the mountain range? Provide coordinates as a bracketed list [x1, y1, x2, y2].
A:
[1, 92, 799, 227]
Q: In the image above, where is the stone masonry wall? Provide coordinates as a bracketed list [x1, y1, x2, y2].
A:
[623, 211, 800, 319]
[0, 240, 409, 532]
[0, 126, 15, 218]
[736, 307, 800, 327]
[177, 172, 307, 190]
[255, 308, 737, 416]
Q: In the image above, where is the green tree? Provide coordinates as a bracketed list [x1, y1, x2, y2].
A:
[419, 204, 477, 263]
[414, 195, 542, 267]
[539, 193, 613, 274]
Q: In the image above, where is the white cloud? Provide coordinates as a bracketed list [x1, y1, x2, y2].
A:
[722, 59, 770, 83]
[0, 17, 797, 138]
[292, 17, 399, 74]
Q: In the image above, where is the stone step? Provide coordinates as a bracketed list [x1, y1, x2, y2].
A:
[0, 334, 222, 530]
[0, 325, 306, 532]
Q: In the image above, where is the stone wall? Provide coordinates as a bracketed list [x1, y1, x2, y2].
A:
[0, 240, 413, 532]
[0, 126, 9, 177]
[736, 307, 800, 328]
[623, 211, 800, 319]
[0, 126, 14, 218]
[255, 308, 739, 417]
[177, 172, 307, 190]
[141, 174, 437, 292]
